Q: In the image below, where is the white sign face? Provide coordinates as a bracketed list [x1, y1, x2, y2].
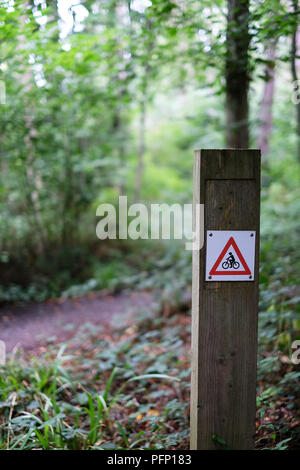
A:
[205, 231, 256, 281]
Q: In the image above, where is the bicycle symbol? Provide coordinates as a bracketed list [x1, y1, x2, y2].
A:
[221, 252, 240, 270]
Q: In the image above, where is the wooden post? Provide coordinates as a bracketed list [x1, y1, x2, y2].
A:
[190, 149, 261, 450]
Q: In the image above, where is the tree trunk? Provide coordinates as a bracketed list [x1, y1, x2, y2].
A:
[291, 0, 300, 165]
[134, 96, 146, 201]
[19, 7, 45, 254]
[256, 41, 277, 162]
[133, 15, 154, 202]
[225, 0, 250, 148]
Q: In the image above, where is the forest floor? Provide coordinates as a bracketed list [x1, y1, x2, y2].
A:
[0, 290, 191, 450]
[0, 291, 152, 353]
[0, 291, 299, 450]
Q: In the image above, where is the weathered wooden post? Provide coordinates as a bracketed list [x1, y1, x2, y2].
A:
[190, 149, 261, 450]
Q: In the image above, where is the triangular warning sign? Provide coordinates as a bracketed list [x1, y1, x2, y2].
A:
[209, 236, 251, 275]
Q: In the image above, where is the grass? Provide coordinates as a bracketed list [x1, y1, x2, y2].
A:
[0, 309, 190, 450]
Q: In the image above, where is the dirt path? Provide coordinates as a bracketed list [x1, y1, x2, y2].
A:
[0, 291, 152, 353]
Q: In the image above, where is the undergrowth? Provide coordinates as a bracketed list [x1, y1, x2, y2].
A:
[0, 309, 190, 450]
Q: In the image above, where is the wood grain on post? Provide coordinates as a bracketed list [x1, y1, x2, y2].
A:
[190, 149, 261, 450]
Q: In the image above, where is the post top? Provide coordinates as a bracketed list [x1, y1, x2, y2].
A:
[194, 149, 261, 180]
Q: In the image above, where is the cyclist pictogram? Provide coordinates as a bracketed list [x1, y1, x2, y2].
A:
[221, 252, 240, 270]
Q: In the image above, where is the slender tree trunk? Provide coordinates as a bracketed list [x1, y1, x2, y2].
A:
[134, 96, 146, 201]
[19, 8, 45, 254]
[24, 127, 45, 254]
[225, 0, 250, 148]
[128, 0, 146, 202]
[133, 15, 154, 201]
[256, 41, 277, 162]
[291, 0, 300, 165]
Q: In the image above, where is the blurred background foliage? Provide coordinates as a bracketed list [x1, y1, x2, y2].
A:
[0, 0, 299, 451]
[0, 0, 299, 353]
